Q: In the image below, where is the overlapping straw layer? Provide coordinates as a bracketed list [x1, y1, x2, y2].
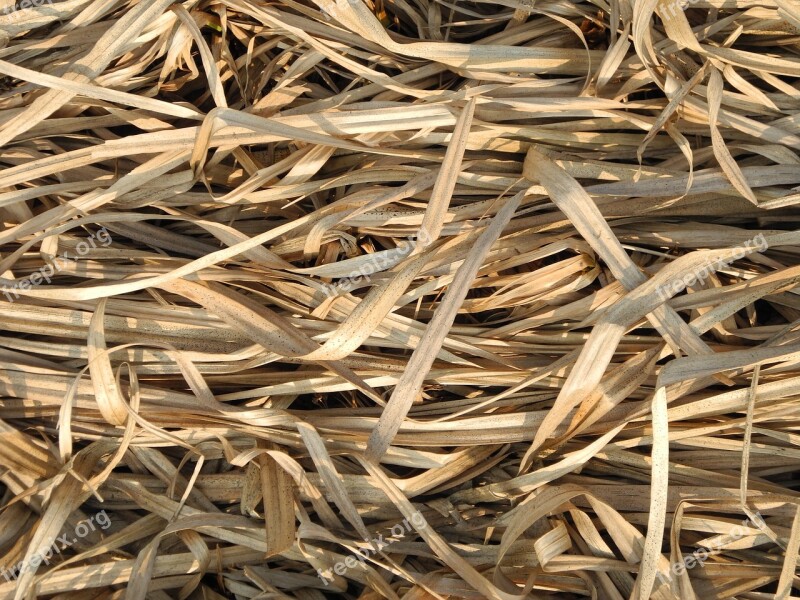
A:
[0, 0, 800, 598]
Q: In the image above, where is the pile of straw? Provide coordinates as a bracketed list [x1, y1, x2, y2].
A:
[1, 0, 799, 598]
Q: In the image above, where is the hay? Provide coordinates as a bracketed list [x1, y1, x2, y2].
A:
[1, 0, 800, 598]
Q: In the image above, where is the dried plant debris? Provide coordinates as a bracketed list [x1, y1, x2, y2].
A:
[1, 0, 800, 598]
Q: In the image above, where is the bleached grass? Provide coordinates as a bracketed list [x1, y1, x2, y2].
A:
[0, 1, 799, 599]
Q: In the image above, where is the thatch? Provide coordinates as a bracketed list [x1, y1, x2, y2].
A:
[0, 0, 799, 598]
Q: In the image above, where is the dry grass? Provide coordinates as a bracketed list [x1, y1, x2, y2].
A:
[1, 0, 800, 598]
